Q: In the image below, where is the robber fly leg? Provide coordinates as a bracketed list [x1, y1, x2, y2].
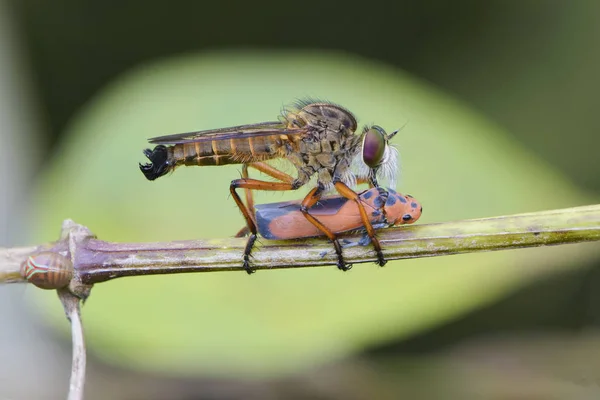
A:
[234, 226, 251, 238]
[248, 162, 296, 184]
[333, 181, 387, 267]
[300, 184, 351, 271]
[233, 164, 255, 238]
[241, 164, 256, 218]
[230, 177, 297, 273]
[234, 162, 297, 238]
[355, 176, 376, 189]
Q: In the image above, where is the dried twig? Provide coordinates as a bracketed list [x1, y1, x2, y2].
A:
[57, 289, 86, 400]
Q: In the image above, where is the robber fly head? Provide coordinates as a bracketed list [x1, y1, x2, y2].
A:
[354, 125, 400, 188]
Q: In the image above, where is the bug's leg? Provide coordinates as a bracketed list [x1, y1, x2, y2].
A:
[230, 178, 297, 273]
[334, 181, 387, 267]
[373, 187, 390, 223]
[299, 185, 351, 271]
[234, 162, 296, 238]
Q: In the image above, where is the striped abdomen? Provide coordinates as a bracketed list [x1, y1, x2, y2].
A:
[140, 135, 287, 180]
[174, 135, 284, 167]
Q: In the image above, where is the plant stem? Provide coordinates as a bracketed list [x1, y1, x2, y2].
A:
[1, 204, 599, 287]
[57, 289, 86, 400]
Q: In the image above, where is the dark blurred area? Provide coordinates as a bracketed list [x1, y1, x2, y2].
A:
[3, 0, 600, 398]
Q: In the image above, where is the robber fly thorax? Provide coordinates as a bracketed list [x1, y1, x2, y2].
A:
[140, 100, 400, 273]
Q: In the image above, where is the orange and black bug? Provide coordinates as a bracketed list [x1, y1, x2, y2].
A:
[20, 252, 73, 290]
[253, 187, 421, 243]
[139, 100, 399, 273]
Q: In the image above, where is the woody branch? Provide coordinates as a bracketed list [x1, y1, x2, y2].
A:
[2, 204, 600, 296]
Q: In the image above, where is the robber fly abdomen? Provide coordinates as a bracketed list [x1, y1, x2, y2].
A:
[179, 135, 285, 166]
[141, 132, 289, 179]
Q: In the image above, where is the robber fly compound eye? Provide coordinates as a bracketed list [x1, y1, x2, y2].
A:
[362, 126, 387, 168]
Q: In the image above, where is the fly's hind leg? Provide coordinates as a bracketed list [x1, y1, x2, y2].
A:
[334, 181, 387, 267]
[230, 177, 298, 273]
[300, 184, 351, 271]
[234, 164, 255, 238]
[234, 162, 297, 238]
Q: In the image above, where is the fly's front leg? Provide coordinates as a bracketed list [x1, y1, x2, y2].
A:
[334, 181, 387, 267]
[300, 184, 351, 271]
[230, 178, 297, 274]
[356, 177, 374, 188]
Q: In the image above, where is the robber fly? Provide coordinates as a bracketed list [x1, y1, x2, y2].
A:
[139, 99, 399, 273]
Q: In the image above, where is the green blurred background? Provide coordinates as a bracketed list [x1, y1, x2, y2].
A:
[1, 1, 600, 399]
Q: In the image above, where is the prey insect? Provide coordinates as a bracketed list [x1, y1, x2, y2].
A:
[251, 188, 421, 250]
[139, 100, 400, 273]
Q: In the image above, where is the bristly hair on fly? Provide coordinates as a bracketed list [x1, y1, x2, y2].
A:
[289, 97, 345, 111]
[280, 97, 351, 120]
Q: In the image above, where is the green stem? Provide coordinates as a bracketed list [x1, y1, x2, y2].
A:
[1, 204, 599, 286]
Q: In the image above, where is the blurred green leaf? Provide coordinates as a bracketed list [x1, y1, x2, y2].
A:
[26, 50, 597, 378]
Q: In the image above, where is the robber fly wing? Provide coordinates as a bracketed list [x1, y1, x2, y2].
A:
[147, 121, 306, 144]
